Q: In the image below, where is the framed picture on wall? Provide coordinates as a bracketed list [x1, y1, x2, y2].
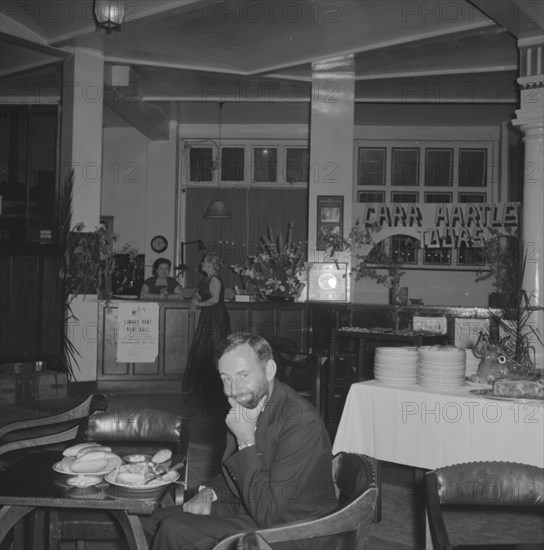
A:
[317, 195, 344, 251]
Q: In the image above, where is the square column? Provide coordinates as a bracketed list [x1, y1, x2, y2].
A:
[308, 56, 355, 265]
[60, 48, 104, 230]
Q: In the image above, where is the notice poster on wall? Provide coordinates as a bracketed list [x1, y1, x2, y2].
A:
[117, 302, 159, 363]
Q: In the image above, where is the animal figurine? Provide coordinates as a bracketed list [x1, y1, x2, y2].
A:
[472, 332, 540, 384]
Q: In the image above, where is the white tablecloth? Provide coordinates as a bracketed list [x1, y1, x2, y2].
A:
[332, 380, 544, 469]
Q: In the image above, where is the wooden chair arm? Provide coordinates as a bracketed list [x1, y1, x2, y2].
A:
[425, 472, 452, 550]
[236, 532, 273, 550]
[213, 487, 377, 550]
[0, 425, 81, 456]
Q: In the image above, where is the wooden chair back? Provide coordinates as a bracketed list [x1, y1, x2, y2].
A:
[0, 394, 108, 457]
[213, 452, 378, 550]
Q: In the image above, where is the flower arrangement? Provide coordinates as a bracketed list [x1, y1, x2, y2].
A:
[231, 223, 306, 299]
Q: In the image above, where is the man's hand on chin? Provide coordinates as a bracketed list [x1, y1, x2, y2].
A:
[182, 487, 215, 515]
[225, 396, 266, 448]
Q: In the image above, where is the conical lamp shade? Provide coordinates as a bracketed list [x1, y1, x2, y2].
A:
[204, 200, 231, 219]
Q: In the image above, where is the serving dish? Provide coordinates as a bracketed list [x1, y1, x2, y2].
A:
[469, 389, 544, 404]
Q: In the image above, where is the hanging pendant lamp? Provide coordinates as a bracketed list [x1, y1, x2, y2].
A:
[204, 200, 231, 219]
[204, 102, 231, 219]
[94, 0, 126, 33]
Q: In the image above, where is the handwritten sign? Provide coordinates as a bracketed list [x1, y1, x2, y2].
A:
[355, 202, 519, 249]
[117, 302, 159, 363]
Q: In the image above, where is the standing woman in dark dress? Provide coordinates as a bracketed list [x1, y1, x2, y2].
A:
[183, 253, 231, 396]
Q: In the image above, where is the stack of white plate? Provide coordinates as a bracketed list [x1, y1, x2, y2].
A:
[417, 346, 467, 389]
[374, 347, 419, 385]
[464, 349, 481, 377]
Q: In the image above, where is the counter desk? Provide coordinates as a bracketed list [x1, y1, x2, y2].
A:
[96, 299, 310, 392]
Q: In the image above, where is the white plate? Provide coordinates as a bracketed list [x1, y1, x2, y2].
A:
[53, 456, 123, 477]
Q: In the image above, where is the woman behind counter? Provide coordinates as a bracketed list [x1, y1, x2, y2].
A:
[140, 258, 184, 300]
[182, 253, 231, 396]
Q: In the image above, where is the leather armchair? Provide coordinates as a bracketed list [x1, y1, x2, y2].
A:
[426, 461, 544, 550]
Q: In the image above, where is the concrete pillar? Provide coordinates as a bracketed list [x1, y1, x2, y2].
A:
[512, 37, 544, 369]
[60, 48, 104, 230]
[308, 56, 355, 268]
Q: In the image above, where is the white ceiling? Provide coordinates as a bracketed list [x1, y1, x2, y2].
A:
[1, 0, 542, 132]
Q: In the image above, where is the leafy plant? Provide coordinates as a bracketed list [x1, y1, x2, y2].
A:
[348, 220, 411, 290]
[485, 249, 543, 371]
[55, 173, 117, 378]
[231, 223, 306, 299]
[475, 232, 520, 296]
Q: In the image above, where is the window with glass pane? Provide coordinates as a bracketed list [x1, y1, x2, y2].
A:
[459, 149, 486, 187]
[286, 148, 309, 183]
[254, 147, 277, 182]
[391, 192, 418, 203]
[424, 247, 451, 265]
[425, 192, 452, 203]
[190, 148, 213, 181]
[221, 147, 245, 181]
[391, 235, 418, 264]
[358, 191, 385, 203]
[459, 193, 486, 203]
[425, 149, 452, 186]
[358, 148, 386, 186]
[392, 148, 419, 186]
[458, 244, 485, 266]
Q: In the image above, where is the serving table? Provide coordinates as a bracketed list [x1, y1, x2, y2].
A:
[332, 380, 544, 547]
[0, 450, 184, 549]
[326, 328, 446, 427]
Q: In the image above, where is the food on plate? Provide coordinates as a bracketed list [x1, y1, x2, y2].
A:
[60, 456, 75, 472]
[151, 448, 172, 464]
[62, 442, 101, 457]
[58, 444, 123, 475]
[117, 471, 147, 484]
[66, 475, 102, 487]
[124, 454, 151, 463]
[73, 450, 117, 462]
[76, 445, 112, 458]
[71, 458, 109, 474]
[492, 378, 544, 399]
[473, 333, 541, 385]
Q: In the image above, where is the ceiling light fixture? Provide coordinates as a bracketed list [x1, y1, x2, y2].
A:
[94, 0, 126, 33]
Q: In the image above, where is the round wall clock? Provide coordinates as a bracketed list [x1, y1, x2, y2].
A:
[151, 235, 168, 253]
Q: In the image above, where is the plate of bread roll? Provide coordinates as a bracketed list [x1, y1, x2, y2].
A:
[54, 442, 123, 477]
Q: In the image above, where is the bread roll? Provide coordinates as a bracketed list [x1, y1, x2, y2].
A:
[60, 456, 75, 472]
[76, 445, 112, 459]
[117, 472, 145, 485]
[151, 449, 172, 464]
[74, 450, 117, 462]
[62, 442, 100, 457]
[71, 458, 109, 474]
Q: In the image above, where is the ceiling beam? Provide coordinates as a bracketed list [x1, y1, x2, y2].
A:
[104, 81, 170, 140]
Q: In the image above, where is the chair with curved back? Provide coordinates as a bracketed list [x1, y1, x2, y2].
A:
[0, 393, 109, 465]
[426, 461, 544, 550]
[212, 452, 378, 550]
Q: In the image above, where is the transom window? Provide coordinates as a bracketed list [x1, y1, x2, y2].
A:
[184, 140, 309, 186]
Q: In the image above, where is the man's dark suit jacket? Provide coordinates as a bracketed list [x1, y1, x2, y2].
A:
[206, 379, 337, 535]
